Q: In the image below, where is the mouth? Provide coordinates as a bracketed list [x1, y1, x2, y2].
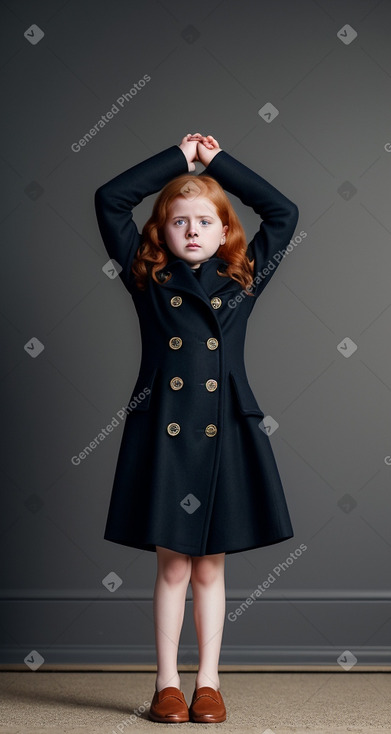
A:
[186, 243, 201, 248]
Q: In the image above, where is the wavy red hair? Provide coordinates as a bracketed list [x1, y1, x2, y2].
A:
[131, 172, 255, 294]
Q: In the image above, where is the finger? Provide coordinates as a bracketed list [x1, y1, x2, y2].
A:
[195, 136, 213, 147]
[205, 135, 219, 146]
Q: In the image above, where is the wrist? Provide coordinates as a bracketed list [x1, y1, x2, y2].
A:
[177, 144, 194, 172]
[202, 149, 223, 168]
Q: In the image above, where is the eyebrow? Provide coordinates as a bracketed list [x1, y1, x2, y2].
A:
[171, 214, 215, 219]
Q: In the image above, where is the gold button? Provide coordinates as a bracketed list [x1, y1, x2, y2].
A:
[205, 379, 218, 392]
[167, 422, 180, 436]
[170, 377, 183, 390]
[206, 337, 219, 350]
[211, 297, 222, 309]
[205, 424, 217, 437]
[169, 336, 182, 349]
[170, 295, 182, 307]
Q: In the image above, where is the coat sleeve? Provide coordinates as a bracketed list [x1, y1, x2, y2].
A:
[94, 145, 189, 293]
[201, 150, 299, 299]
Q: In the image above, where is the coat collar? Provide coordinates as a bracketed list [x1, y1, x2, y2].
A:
[157, 254, 236, 303]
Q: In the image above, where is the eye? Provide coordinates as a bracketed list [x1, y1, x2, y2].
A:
[172, 218, 211, 226]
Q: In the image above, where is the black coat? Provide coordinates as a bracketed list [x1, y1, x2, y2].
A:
[94, 145, 299, 556]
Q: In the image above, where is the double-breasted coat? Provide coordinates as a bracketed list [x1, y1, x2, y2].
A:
[94, 144, 299, 556]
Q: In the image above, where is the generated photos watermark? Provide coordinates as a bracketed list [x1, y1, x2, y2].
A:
[109, 701, 151, 732]
[228, 543, 307, 621]
[228, 230, 307, 308]
[71, 75, 151, 152]
[71, 387, 150, 466]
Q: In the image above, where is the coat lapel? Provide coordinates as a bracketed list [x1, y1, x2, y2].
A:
[158, 255, 236, 304]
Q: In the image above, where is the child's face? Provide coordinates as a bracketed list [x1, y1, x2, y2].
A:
[163, 196, 228, 269]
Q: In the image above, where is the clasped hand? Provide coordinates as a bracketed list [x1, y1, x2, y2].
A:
[179, 133, 222, 171]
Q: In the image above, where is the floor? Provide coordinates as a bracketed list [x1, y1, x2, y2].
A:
[0, 671, 390, 733]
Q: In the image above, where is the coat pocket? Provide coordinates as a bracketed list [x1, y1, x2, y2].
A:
[127, 366, 159, 411]
[229, 370, 265, 418]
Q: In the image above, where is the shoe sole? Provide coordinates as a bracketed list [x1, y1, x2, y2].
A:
[149, 710, 189, 723]
[190, 712, 226, 723]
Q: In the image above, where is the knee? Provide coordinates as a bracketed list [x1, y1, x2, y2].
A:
[190, 557, 223, 586]
[159, 555, 191, 586]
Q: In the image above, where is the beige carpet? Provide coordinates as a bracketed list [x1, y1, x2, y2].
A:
[0, 671, 390, 733]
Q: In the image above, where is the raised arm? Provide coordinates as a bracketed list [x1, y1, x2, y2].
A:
[94, 145, 189, 293]
[201, 149, 299, 298]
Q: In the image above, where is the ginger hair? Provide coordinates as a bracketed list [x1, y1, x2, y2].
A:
[131, 172, 255, 294]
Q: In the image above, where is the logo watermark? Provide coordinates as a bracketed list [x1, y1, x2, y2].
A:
[337, 650, 357, 670]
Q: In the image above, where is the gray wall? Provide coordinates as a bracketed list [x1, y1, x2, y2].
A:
[1, 0, 390, 667]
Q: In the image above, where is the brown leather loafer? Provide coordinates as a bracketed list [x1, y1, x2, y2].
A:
[149, 686, 189, 723]
[189, 686, 227, 723]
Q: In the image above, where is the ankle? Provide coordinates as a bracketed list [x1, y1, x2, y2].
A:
[156, 674, 181, 692]
[195, 674, 220, 691]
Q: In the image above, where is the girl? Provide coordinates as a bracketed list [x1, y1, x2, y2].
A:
[94, 133, 299, 723]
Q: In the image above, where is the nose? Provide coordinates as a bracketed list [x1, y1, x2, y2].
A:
[187, 228, 198, 237]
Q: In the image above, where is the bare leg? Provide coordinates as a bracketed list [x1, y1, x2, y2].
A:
[153, 545, 192, 691]
[190, 552, 226, 690]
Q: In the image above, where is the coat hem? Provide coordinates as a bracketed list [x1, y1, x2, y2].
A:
[103, 531, 294, 556]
